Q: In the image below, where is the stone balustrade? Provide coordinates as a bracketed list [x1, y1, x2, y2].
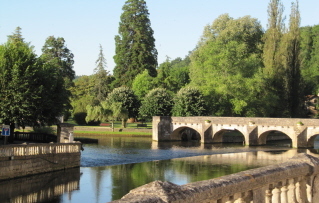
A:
[0, 143, 81, 157]
[111, 153, 319, 203]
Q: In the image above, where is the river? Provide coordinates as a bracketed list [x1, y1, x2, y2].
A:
[1, 136, 319, 203]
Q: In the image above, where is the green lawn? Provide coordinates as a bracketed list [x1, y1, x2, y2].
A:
[74, 130, 151, 135]
[66, 119, 152, 129]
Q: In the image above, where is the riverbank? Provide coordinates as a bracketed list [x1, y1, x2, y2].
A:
[74, 126, 152, 137]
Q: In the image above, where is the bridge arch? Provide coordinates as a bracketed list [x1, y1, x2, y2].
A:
[171, 126, 201, 141]
[258, 130, 292, 146]
[212, 129, 246, 144]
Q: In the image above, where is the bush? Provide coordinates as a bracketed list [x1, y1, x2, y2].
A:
[32, 126, 56, 134]
[139, 88, 173, 119]
[73, 112, 87, 125]
[172, 87, 208, 116]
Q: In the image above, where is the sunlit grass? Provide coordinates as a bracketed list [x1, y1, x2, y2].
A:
[74, 130, 151, 135]
[66, 118, 152, 129]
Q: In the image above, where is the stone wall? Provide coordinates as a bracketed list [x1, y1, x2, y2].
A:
[110, 153, 319, 203]
[0, 143, 81, 180]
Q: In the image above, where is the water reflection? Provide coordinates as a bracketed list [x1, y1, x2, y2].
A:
[86, 150, 306, 202]
[0, 168, 80, 203]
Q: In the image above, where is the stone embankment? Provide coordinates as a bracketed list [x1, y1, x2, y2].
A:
[0, 143, 81, 180]
[111, 153, 319, 203]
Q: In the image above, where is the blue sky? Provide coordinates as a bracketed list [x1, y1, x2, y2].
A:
[0, 0, 318, 76]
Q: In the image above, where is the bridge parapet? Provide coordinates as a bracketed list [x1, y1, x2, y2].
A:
[111, 153, 319, 203]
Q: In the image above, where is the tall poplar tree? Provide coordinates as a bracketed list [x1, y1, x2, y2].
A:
[113, 0, 157, 87]
[281, 1, 303, 117]
[262, 0, 286, 117]
[263, 0, 285, 76]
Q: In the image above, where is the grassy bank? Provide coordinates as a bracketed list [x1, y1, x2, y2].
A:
[74, 130, 151, 137]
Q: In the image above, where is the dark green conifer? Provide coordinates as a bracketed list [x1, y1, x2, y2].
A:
[113, 0, 157, 87]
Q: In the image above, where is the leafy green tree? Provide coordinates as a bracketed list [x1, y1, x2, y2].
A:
[92, 44, 114, 101]
[189, 14, 264, 116]
[0, 28, 68, 131]
[169, 56, 191, 92]
[172, 87, 207, 117]
[139, 88, 173, 119]
[113, 0, 157, 87]
[132, 70, 156, 99]
[0, 35, 40, 128]
[154, 57, 173, 90]
[152, 56, 190, 93]
[300, 25, 319, 94]
[86, 100, 129, 130]
[70, 75, 95, 114]
[40, 36, 75, 119]
[106, 87, 140, 121]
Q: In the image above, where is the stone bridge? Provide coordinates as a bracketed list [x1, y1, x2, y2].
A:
[152, 116, 319, 148]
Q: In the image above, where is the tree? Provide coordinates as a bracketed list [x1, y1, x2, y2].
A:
[106, 87, 140, 121]
[0, 28, 67, 130]
[172, 87, 207, 117]
[86, 99, 129, 130]
[261, 0, 287, 117]
[132, 70, 156, 99]
[70, 75, 95, 124]
[300, 25, 319, 95]
[40, 36, 75, 118]
[168, 56, 191, 92]
[102, 101, 128, 130]
[280, 1, 304, 117]
[92, 44, 114, 102]
[113, 0, 157, 87]
[189, 14, 264, 116]
[139, 88, 173, 119]
[41, 36, 75, 81]
[7, 27, 24, 43]
[262, 0, 304, 117]
[0, 37, 40, 128]
[263, 0, 285, 76]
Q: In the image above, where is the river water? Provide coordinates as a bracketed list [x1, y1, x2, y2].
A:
[1, 136, 319, 203]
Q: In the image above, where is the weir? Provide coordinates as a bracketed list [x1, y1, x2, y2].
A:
[152, 116, 319, 148]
